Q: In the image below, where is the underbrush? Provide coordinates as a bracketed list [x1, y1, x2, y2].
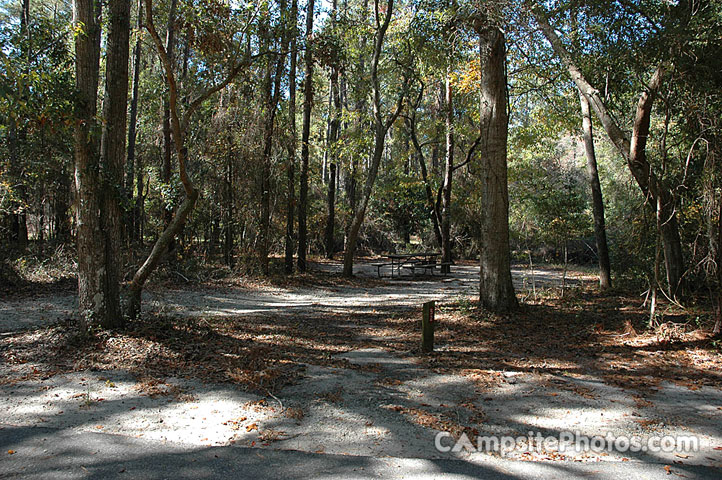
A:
[1, 244, 77, 295]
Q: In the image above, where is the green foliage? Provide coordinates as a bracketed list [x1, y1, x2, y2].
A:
[508, 134, 591, 255]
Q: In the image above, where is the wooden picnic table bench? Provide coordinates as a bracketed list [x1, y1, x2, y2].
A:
[376, 252, 444, 277]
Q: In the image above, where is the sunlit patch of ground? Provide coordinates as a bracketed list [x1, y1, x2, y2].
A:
[1, 263, 720, 466]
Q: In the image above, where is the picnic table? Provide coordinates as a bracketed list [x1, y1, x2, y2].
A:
[372, 252, 449, 277]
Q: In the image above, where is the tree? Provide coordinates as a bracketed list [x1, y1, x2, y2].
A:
[324, 0, 342, 259]
[297, 0, 315, 273]
[533, 7, 684, 298]
[258, 0, 290, 275]
[99, 0, 132, 327]
[477, 24, 517, 312]
[285, 0, 299, 274]
[407, 84, 443, 248]
[440, 68, 454, 274]
[342, 0, 408, 277]
[160, 0, 177, 254]
[126, 0, 143, 245]
[579, 91, 612, 290]
[73, 0, 127, 328]
[126, 0, 258, 317]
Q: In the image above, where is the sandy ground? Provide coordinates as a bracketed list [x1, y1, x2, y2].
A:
[1, 261, 720, 468]
[0, 262, 587, 332]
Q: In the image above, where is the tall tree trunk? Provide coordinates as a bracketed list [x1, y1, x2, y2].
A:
[408, 113, 442, 247]
[259, 0, 290, 275]
[343, 0, 404, 277]
[629, 66, 684, 298]
[712, 192, 722, 335]
[224, 139, 234, 267]
[344, 0, 366, 251]
[161, 0, 177, 251]
[325, 0, 341, 259]
[284, 0, 298, 274]
[441, 70, 453, 274]
[73, 0, 105, 328]
[97, 0, 131, 328]
[9, 0, 31, 249]
[477, 27, 517, 312]
[325, 163, 337, 257]
[579, 92, 612, 290]
[126, 0, 143, 244]
[534, 10, 684, 298]
[135, 155, 144, 244]
[126, 0, 202, 318]
[297, 0, 315, 273]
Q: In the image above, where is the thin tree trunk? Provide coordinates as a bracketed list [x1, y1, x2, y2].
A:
[9, 0, 31, 249]
[344, 0, 366, 250]
[343, 0, 404, 277]
[407, 109, 442, 247]
[297, 0, 315, 273]
[579, 91, 612, 290]
[477, 27, 517, 312]
[650, 195, 662, 327]
[161, 0, 177, 249]
[284, 0, 298, 274]
[224, 135, 234, 267]
[325, 0, 341, 259]
[126, 0, 143, 244]
[259, 0, 290, 275]
[135, 154, 144, 244]
[127, 0, 213, 318]
[325, 163, 337, 257]
[441, 70, 453, 274]
[712, 192, 722, 335]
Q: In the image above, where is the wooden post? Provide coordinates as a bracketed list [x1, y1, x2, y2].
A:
[422, 300, 435, 352]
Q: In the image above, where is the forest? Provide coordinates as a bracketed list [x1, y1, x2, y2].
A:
[0, 0, 721, 477]
[1, 0, 721, 324]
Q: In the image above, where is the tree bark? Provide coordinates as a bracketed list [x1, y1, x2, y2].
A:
[297, 0, 314, 273]
[98, 0, 131, 328]
[477, 27, 517, 312]
[579, 91, 612, 290]
[441, 70, 454, 274]
[73, 0, 105, 328]
[534, 9, 684, 298]
[630, 66, 684, 298]
[284, 0, 298, 274]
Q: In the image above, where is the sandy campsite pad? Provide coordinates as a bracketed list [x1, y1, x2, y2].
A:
[1, 261, 720, 471]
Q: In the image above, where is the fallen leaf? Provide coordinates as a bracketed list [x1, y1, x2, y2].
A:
[664, 465, 672, 475]
[7, 450, 15, 455]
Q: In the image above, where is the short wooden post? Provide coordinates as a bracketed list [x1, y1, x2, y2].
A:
[422, 300, 435, 352]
